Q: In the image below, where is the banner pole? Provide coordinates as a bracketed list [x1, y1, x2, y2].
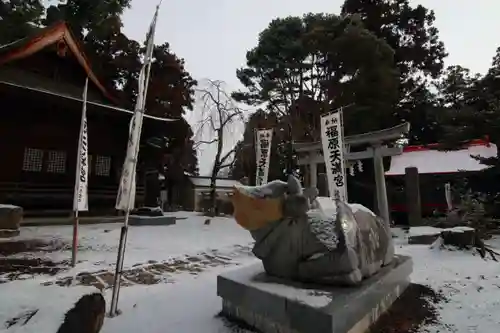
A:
[71, 77, 89, 267]
[109, 1, 160, 316]
[109, 215, 129, 316]
[71, 210, 79, 267]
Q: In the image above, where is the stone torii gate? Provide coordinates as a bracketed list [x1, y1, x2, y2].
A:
[293, 122, 410, 226]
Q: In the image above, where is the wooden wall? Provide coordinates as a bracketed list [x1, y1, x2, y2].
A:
[0, 47, 147, 213]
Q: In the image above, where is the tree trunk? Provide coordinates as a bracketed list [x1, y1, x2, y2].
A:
[209, 170, 217, 217]
[205, 130, 224, 224]
[204, 167, 218, 225]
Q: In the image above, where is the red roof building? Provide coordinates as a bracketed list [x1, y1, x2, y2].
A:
[386, 140, 497, 176]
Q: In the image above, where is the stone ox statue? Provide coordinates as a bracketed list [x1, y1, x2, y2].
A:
[231, 175, 394, 286]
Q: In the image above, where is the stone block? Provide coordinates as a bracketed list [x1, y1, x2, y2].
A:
[0, 204, 22, 231]
[128, 215, 176, 226]
[0, 229, 20, 238]
[218, 255, 412, 333]
[130, 206, 164, 217]
[57, 293, 105, 333]
[408, 233, 440, 245]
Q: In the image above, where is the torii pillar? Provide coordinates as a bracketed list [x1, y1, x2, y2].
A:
[294, 122, 410, 228]
[372, 144, 390, 226]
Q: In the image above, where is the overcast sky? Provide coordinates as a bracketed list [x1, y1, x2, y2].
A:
[122, 0, 500, 176]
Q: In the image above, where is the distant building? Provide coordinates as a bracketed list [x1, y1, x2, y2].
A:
[160, 175, 241, 212]
[385, 139, 497, 220]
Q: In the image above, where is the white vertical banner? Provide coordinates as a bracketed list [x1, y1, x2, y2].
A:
[255, 129, 273, 186]
[73, 77, 89, 211]
[115, 7, 158, 212]
[320, 110, 347, 202]
[115, 98, 144, 211]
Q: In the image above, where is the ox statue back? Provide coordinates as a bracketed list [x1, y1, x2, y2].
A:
[231, 175, 394, 285]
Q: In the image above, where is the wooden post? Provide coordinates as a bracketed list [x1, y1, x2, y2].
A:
[405, 167, 421, 226]
[318, 173, 328, 197]
[71, 211, 78, 267]
[373, 145, 390, 227]
[309, 162, 317, 188]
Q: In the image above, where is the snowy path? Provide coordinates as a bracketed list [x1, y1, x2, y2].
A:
[1, 214, 500, 332]
[398, 244, 500, 333]
[101, 258, 258, 333]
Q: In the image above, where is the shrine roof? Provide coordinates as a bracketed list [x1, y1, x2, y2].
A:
[385, 140, 497, 176]
[0, 21, 116, 103]
[0, 21, 177, 122]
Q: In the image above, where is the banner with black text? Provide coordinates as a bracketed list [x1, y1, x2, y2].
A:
[320, 111, 347, 202]
[73, 77, 89, 211]
[255, 129, 273, 186]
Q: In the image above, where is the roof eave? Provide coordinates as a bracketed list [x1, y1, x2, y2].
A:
[0, 21, 118, 105]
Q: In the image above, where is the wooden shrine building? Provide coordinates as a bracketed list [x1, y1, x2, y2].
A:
[0, 22, 166, 215]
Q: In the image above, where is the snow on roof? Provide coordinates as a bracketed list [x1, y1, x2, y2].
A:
[189, 177, 241, 188]
[386, 140, 497, 176]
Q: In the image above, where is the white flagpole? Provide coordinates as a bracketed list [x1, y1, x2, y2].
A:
[109, 3, 160, 317]
[71, 77, 89, 267]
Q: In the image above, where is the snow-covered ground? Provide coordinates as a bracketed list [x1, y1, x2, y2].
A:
[9, 212, 251, 269]
[1, 213, 500, 333]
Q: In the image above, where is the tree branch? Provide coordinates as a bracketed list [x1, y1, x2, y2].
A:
[219, 162, 234, 170]
[220, 147, 237, 166]
[193, 138, 218, 149]
[194, 78, 244, 218]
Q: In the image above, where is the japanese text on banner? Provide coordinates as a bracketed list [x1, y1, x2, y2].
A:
[73, 78, 89, 211]
[320, 111, 347, 202]
[255, 129, 273, 186]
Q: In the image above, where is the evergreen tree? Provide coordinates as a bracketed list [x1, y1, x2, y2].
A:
[341, 0, 447, 92]
[341, 0, 448, 144]
[0, 0, 45, 43]
[231, 12, 399, 180]
[233, 13, 399, 136]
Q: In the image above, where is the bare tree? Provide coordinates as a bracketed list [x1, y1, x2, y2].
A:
[194, 79, 245, 222]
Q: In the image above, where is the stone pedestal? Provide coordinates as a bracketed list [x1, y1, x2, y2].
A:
[0, 204, 22, 238]
[218, 255, 412, 333]
[128, 215, 176, 226]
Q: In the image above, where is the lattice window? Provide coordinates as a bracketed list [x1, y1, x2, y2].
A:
[47, 150, 67, 173]
[95, 155, 111, 176]
[22, 148, 43, 172]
